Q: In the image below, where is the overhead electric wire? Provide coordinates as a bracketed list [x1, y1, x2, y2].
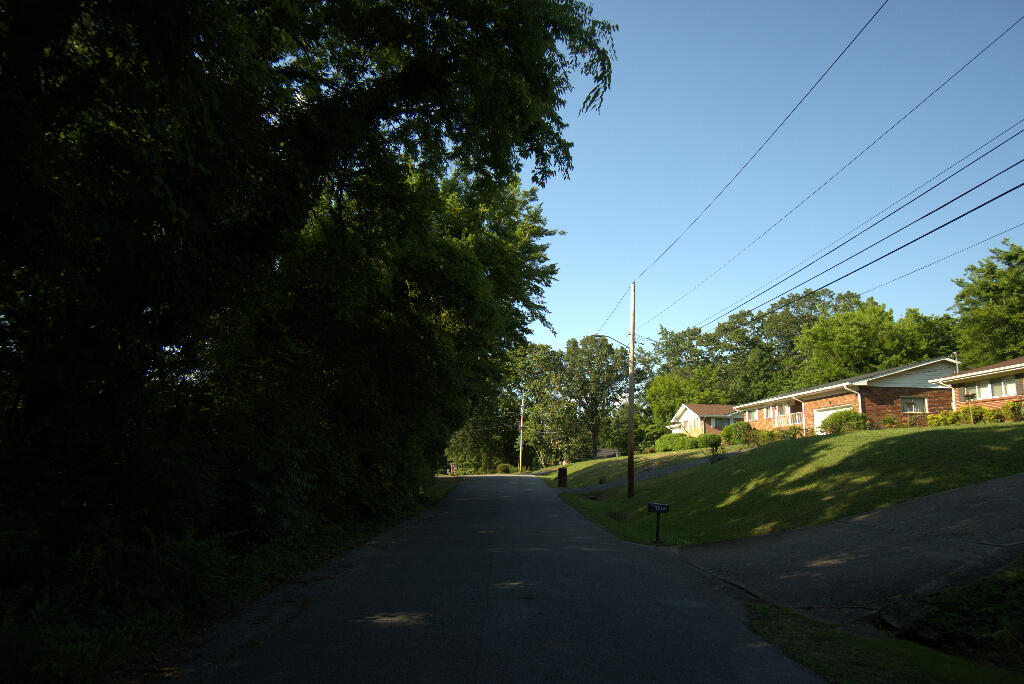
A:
[691, 138, 1024, 329]
[694, 115, 1024, 327]
[593, 0, 889, 334]
[633, 0, 890, 283]
[735, 180, 1024, 327]
[595, 284, 632, 333]
[859, 220, 1024, 296]
[639, 12, 1024, 330]
[697, 155, 1024, 328]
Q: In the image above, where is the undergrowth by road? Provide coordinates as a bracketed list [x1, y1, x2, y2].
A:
[3, 478, 461, 684]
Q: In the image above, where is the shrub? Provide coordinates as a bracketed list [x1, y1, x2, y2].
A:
[981, 406, 1005, 423]
[495, 463, 511, 473]
[882, 414, 902, 429]
[654, 433, 695, 452]
[778, 426, 804, 439]
[696, 433, 723, 461]
[957, 405, 985, 424]
[818, 409, 870, 435]
[1002, 400, 1024, 422]
[721, 421, 752, 445]
[927, 410, 957, 427]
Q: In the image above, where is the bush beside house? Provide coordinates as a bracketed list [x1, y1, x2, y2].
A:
[819, 409, 871, 435]
[654, 433, 697, 452]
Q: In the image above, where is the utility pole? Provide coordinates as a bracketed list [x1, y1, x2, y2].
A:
[627, 281, 636, 498]
[518, 391, 525, 473]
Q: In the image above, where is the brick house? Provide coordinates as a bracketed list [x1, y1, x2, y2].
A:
[929, 356, 1024, 410]
[733, 357, 958, 435]
[667, 403, 741, 437]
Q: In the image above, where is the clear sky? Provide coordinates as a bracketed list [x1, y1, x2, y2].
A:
[526, 0, 1024, 351]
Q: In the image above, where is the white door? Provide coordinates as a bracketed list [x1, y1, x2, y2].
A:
[812, 404, 853, 434]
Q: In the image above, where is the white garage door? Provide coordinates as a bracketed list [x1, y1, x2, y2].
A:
[812, 404, 853, 434]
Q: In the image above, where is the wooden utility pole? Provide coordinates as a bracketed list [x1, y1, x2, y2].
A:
[627, 281, 636, 498]
[518, 391, 525, 473]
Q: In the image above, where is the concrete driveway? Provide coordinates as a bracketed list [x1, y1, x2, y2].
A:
[677, 472, 1024, 625]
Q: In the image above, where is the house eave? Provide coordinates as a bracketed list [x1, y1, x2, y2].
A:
[931, 362, 1024, 385]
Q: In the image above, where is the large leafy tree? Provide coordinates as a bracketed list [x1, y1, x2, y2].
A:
[793, 301, 956, 387]
[952, 240, 1024, 367]
[0, 0, 617, 662]
[649, 289, 854, 408]
[561, 335, 628, 459]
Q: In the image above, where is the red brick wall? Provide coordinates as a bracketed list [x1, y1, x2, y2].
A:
[802, 393, 860, 433]
[745, 416, 776, 431]
[861, 386, 952, 427]
[957, 396, 1022, 411]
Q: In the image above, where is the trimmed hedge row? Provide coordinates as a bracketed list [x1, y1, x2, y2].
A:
[927, 401, 1023, 426]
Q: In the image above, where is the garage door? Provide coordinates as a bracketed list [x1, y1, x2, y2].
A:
[812, 404, 853, 434]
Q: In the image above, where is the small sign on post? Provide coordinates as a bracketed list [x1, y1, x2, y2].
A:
[647, 502, 669, 544]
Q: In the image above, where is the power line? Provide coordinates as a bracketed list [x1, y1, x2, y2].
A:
[639, 12, 1024, 329]
[693, 150, 1024, 329]
[596, 284, 631, 333]
[633, 0, 890, 283]
[692, 115, 1024, 328]
[737, 180, 1024, 327]
[859, 220, 1024, 296]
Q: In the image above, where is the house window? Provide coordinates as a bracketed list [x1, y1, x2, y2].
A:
[901, 396, 926, 414]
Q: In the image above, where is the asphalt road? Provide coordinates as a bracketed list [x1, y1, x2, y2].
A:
[174, 475, 819, 683]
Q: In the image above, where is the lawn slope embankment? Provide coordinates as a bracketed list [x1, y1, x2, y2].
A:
[562, 423, 1024, 546]
[534, 445, 744, 489]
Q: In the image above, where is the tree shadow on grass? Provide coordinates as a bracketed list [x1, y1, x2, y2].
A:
[607, 423, 1024, 545]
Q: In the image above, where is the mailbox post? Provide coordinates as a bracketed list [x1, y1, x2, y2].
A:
[647, 502, 669, 544]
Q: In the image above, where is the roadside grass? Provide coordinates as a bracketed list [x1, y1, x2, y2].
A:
[747, 602, 1020, 683]
[2, 477, 460, 684]
[561, 423, 1024, 546]
[903, 553, 1024, 673]
[534, 444, 745, 489]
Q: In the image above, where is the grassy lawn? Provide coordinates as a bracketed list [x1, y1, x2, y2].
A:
[534, 444, 745, 489]
[905, 554, 1024, 672]
[747, 602, 1020, 683]
[561, 423, 1024, 546]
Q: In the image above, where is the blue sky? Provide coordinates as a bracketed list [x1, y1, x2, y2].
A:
[526, 0, 1024, 351]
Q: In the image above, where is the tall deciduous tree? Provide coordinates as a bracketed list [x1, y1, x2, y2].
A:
[561, 336, 628, 459]
[0, 2, 617, 668]
[953, 239, 1024, 367]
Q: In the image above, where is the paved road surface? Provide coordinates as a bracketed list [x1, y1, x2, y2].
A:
[174, 476, 819, 683]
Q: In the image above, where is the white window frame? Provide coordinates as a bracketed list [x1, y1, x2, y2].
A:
[900, 396, 927, 414]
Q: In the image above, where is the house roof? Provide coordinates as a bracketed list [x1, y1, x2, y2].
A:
[931, 356, 1024, 384]
[734, 357, 957, 410]
[682, 403, 739, 417]
[667, 402, 739, 425]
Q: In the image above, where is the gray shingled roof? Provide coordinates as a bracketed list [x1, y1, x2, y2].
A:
[735, 357, 955, 409]
[938, 356, 1024, 380]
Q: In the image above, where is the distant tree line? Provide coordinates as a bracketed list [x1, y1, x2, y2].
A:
[448, 240, 1024, 471]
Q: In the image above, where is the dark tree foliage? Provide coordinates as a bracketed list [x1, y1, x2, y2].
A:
[0, 0, 615, 669]
[952, 239, 1024, 367]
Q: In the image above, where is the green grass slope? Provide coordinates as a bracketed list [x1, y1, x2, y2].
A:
[533, 444, 744, 489]
[563, 423, 1024, 546]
